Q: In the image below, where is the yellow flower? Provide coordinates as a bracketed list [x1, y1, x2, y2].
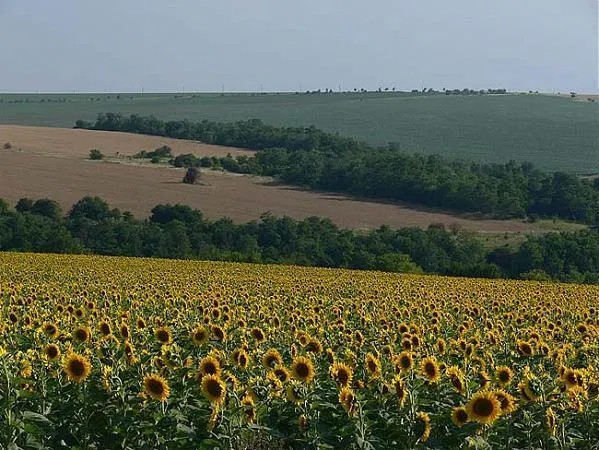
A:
[262, 348, 283, 368]
[199, 355, 222, 377]
[330, 362, 353, 387]
[364, 353, 381, 379]
[143, 374, 170, 401]
[420, 356, 441, 383]
[291, 356, 315, 383]
[339, 387, 356, 415]
[415, 411, 431, 442]
[466, 391, 501, 425]
[451, 407, 469, 427]
[201, 374, 226, 404]
[191, 325, 209, 346]
[495, 366, 514, 387]
[63, 352, 92, 383]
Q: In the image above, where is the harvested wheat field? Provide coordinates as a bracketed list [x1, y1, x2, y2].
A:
[0, 125, 544, 232]
[0, 125, 253, 158]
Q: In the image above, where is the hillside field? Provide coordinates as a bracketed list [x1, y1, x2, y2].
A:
[1, 252, 598, 448]
[1, 92, 597, 174]
[0, 125, 568, 233]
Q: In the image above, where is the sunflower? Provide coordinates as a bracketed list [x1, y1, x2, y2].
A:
[241, 392, 256, 423]
[43, 322, 59, 339]
[154, 326, 172, 344]
[545, 407, 557, 436]
[63, 352, 92, 383]
[493, 389, 517, 415]
[392, 375, 408, 407]
[518, 378, 542, 402]
[466, 391, 501, 425]
[44, 343, 60, 361]
[73, 326, 91, 343]
[119, 323, 130, 340]
[250, 327, 266, 344]
[262, 348, 283, 368]
[517, 340, 534, 357]
[99, 320, 112, 337]
[285, 381, 303, 403]
[211, 325, 226, 341]
[199, 355, 222, 377]
[339, 386, 356, 415]
[415, 411, 431, 442]
[451, 406, 469, 427]
[420, 356, 441, 383]
[305, 338, 323, 354]
[446, 366, 466, 394]
[272, 365, 291, 383]
[496, 366, 514, 387]
[561, 368, 583, 391]
[394, 351, 413, 374]
[364, 353, 381, 379]
[235, 349, 250, 369]
[330, 362, 353, 387]
[201, 374, 227, 404]
[191, 325, 209, 346]
[478, 370, 491, 389]
[143, 374, 170, 401]
[291, 356, 315, 383]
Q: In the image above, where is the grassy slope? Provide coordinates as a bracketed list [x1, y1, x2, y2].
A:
[0, 92, 597, 173]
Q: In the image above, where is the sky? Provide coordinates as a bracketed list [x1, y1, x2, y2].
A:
[0, 0, 597, 93]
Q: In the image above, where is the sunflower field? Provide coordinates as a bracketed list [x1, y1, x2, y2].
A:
[0, 252, 598, 449]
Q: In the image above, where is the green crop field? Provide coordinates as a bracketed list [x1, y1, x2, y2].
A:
[0, 92, 597, 174]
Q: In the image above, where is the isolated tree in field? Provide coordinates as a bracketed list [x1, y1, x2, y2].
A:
[182, 167, 200, 184]
[89, 149, 104, 160]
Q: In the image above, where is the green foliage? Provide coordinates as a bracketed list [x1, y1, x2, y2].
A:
[182, 167, 200, 184]
[89, 149, 104, 160]
[82, 113, 599, 225]
[0, 196, 598, 283]
[3, 92, 597, 173]
[133, 145, 172, 160]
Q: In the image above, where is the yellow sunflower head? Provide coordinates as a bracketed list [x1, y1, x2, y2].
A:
[330, 362, 353, 388]
[143, 374, 170, 402]
[199, 355, 222, 377]
[466, 391, 501, 425]
[420, 356, 441, 383]
[291, 356, 315, 383]
[201, 374, 227, 404]
[63, 352, 92, 383]
[451, 406, 469, 427]
[262, 348, 283, 368]
[44, 343, 61, 361]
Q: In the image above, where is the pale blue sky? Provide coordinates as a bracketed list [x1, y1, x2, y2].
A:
[0, 0, 597, 93]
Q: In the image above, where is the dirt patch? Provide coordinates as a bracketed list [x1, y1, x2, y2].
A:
[0, 125, 253, 158]
[0, 148, 540, 232]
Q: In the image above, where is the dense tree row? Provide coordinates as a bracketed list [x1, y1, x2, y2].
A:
[75, 114, 599, 224]
[0, 196, 597, 283]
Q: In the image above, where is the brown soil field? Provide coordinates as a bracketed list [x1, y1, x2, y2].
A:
[0, 125, 253, 158]
[0, 126, 551, 232]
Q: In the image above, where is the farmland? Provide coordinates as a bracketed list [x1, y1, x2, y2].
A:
[1, 252, 598, 448]
[0, 125, 557, 233]
[1, 92, 597, 174]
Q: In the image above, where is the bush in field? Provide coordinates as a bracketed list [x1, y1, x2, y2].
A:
[183, 167, 200, 184]
[89, 149, 104, 160]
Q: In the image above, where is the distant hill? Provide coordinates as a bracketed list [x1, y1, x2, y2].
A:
[0, 92, 597, 173]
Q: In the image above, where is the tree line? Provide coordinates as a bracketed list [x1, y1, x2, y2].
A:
[0, 196, 597, 284]
[75, 114, 599, 225]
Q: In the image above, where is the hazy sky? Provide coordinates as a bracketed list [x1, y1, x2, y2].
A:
[0, 0, 597, 93]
